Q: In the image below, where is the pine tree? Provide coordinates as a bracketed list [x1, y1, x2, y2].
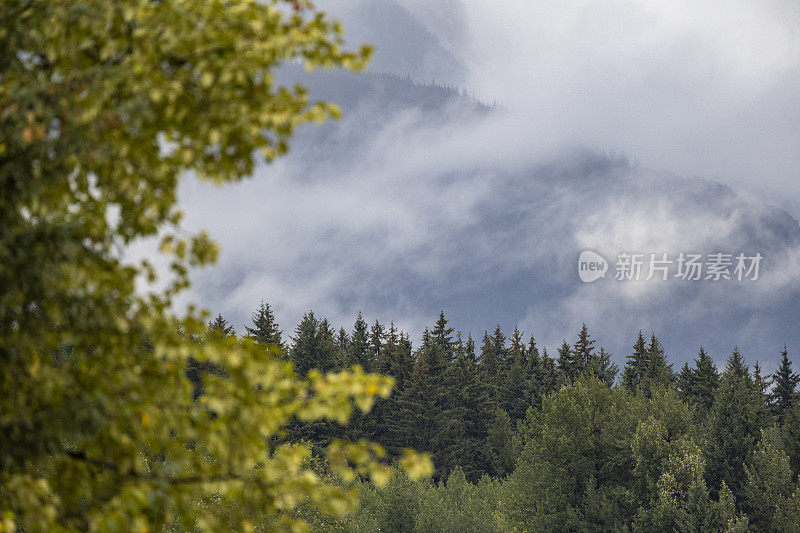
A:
[244, 300, 282, 348]
[431, 311, 455, 362]
[479, 327, 506, 399]
[641, 333, 673, 396]
[207, 313, 235, 338]
[588, 347, 618, 386]
[573, 323, 596, 369]
[706, 346, 769, 498]
[771, 346, 799, 424]
[446, 332, 495, 480]
[500, 326, 530, 420]
[289, 311, 336, 376]
[369, 320, 385, 368]
[556, 340, 580, 382]
[347, 312, 371, 369]
[622, 331, 648, 392]
[691, 347, 720, 411]
[390, 330, 455, 478]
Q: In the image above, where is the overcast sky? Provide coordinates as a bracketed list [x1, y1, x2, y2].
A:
[399, 0, 800, 213]
[163, 0, 800, 370]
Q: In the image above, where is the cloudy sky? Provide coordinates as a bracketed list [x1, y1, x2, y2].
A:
[171, 0, 800, 370]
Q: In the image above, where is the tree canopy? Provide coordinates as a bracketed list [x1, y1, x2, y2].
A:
[0, 1, 430, 531]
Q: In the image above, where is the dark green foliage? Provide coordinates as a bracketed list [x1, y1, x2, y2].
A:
[622, 330, 649, 392]
[348, 312, 371, 369]
[448, 333, 496, 480]
[478, 326, 506, 399]
[244, 300, 283, 348]
[499, 327, 531, 421]
[274, 311, 798, 530]
[678, 346, 720, 412]
[705, 347, 769, 497]
[771, 346, 799, 423]
[290, 311, 338, 376]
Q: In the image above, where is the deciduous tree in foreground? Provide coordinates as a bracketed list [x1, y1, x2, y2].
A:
[0, 1, 431, 530]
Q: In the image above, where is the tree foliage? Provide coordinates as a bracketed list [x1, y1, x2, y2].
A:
[0, 1, 434, 530]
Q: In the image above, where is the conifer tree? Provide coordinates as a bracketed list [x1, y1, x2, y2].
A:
[207, 313, 236, 338]
[336, 327, 350, 368]
[588, 347, 618, 386]
[348, 312, 371, 369]
[432, 311, 456, 362]
[622, 331, 649, 392]
[369, 320, 386, 371]
[500, 327, 531, 420]
[641, 333, 673, 396]
[447, 333, 495, 480]
[557, 340, 580, 382]
[771, 346, 799, 424]
[290, 311, 336, 376]
[677, 362, 694, 399]
[691, 347, 720, 411]
[706, 347, 769, 498]
[479, 328, 506, 399]
[244, 300, 283, 348]
[383, 324, 414, 386]
[537, 346, 560, 402]
[390, 331, 455, 478]
[573, 323, 596, 369]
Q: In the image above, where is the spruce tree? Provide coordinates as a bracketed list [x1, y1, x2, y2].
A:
[573, 323, 596, 369]
[706, 347, 769, 498]
[677, 362, 694, 400]
[771, 346, 799, 424]
[500, 326, 531, 420]
[244, 300, 282, 348]
[207, 313, 235, 338]
[691, 347, 720, 412]
[479, 328, 505, 399]
[289, 311, 336, 376]
[556, 340, 580, 382]
[390, 331, 455, 478]
[622, 331, 648, 392]
[589, 347, 618, 386]
[347, 312, 371, 369]
[641, 333, 673, 396]
[447, 332, 495, 480]
[431, 311, 456, 362]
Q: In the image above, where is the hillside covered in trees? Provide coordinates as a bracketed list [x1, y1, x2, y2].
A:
[209, 303, 800, 531]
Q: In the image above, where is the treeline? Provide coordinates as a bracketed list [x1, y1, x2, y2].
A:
[208, 303, 800, 531]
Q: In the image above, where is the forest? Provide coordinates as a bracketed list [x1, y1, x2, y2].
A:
[4, 1, 800, 531]
[204, 304, 800, 532]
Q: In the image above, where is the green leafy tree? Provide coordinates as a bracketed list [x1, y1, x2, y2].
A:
[742, 428, 799, 531]
[0, 1, 432, 529]
[503, 377, 642, 531]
